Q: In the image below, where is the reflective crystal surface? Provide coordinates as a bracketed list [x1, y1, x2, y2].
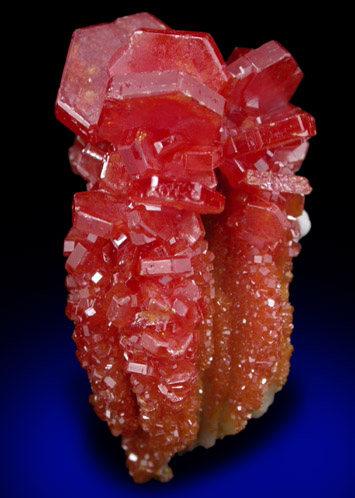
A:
[56, 13, 316, 483]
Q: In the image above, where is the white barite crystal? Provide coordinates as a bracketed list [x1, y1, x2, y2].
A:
[252, 383, 279, 418]
[202, 433, 218, 449]
[296, 209, 311, 241]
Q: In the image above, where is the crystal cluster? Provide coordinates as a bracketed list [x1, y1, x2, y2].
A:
[56, 13, 316, 483]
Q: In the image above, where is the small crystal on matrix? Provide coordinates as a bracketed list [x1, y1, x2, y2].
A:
[56, 12, 316, 483]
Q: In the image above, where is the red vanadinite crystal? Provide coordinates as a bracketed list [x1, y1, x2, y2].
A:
[56, 12, 316, 483]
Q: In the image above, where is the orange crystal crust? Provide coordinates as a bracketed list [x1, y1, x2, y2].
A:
[56, 13, 316, 483]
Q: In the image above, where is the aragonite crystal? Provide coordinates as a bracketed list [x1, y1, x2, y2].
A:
[56, 12, 316, 483]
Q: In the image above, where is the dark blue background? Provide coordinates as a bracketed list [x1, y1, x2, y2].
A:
[3, 4, 353, 497]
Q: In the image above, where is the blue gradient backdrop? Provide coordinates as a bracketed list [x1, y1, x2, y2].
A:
[3, 5, 353, 498]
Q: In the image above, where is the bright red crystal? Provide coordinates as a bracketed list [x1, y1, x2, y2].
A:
[57, 13, 316, 483]
[225, 41, 303, 115]
[56, 13, 168, 141]
[109, 28, 228, 91]
[98, 70, 224, 145]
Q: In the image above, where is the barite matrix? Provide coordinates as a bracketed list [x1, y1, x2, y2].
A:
[56, 12, 316, 483]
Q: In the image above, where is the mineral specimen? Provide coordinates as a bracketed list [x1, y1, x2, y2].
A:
[56, 12, 316, 483]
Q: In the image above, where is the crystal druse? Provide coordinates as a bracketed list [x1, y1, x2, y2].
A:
[56, 12, 316, 483]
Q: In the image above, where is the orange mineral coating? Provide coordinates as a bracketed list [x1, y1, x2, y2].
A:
[199, 176, 296, 446]
[118, 241, 215, 482]
[56, 13, 316, 483]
